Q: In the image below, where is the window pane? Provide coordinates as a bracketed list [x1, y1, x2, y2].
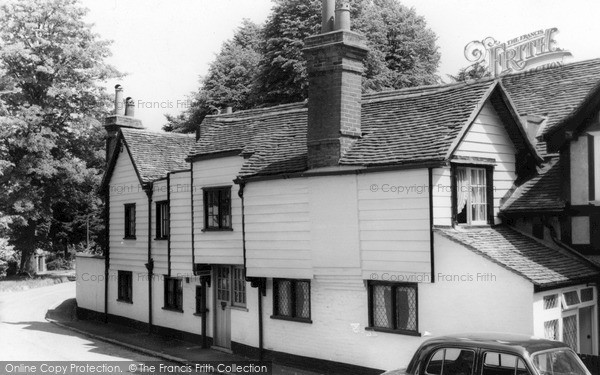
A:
[426, 349, 444, 375]
[444, 349, 475, 375]
[562, 315, 578, 351]
[396, 286, 417, 331]
[544, 320, 558, 340]
[581, 288, 594, 302]
[544, 294, 558, 309]
[233, 267, 246, 306]
[295, 281, 310, 319]
[373, 285, 393, 329]
[217, 267, 230, 301]
[563, 291, 580, 307]
[276, 280, 292, 317]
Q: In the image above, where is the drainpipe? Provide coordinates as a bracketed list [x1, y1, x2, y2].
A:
[145, 187, 154, 334]
[167, 174, 171, 277]
[104, 191, 110, 323]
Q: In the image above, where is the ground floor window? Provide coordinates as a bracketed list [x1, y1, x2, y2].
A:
[164, 277, 183, 311]
[117, 271, 132, 302]
[539, 286, 597, 354]
[368, 281, 418, 335]
[272, 279, 311, 323]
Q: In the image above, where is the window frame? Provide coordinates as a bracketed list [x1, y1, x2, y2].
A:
[163, 276, 183, 312]
[124, 203, 136, 239]
[424, 347, 477, 375]
[271, 278, 312, 323]
[232, 266, 246, 308]
[366, 281, 420, 336]
[117, 270, 133, 303]
[451, 164, 494, 226]
[202, 186, 232, 231]
[155, 200, 169, 240]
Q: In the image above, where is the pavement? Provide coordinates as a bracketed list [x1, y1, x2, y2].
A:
[46, 294, 323, 375]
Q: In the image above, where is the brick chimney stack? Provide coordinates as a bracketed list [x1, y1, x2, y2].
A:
[104, 85, 143, 164]
[303, 0, 368, 169]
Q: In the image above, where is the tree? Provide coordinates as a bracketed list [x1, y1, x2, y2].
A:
[165, 0, 440, 132]
[164, 20, 262, 133]
[0, 0, 120, 273]
[448, 62, 491, 83]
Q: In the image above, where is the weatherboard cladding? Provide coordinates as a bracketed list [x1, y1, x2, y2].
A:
[120, 128, 195, 183]
[436, 225, 599, 287]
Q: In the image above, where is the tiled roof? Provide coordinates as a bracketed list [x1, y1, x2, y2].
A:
[121, 128, 195, 183]
[436, 226, 600, 287]
[501, 157, 565, 213]
[190, 80, 500, 177]
[501, 58, 600, 144]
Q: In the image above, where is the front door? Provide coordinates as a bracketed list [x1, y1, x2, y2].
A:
[579, 306, 594, 355]
[214, 266, 231, 349]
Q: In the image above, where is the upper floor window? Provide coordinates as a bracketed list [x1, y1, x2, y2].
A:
[454, 166, 491, 225]
[156, 201, 169, 240]
[203, 187, 232, 230]
[124, 203, 136, 239]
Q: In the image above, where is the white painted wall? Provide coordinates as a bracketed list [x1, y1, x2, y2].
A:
[572, 216, 591, 244]
[192, 157, 244, 265]
[570, 135, 589, 205]
[108, 147, 149, 274]
[169, 171, 193, 277]
[107, 269, 149, 323]
[432, 167, 452, 226]
[454, 101, 517, 224]
[153, 179, 168, 276]
[258, 232, 534, 371]
[75, 254, 105, 313]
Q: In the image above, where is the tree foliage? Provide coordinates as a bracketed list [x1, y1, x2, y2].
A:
[448, 62, 492, 83]
[164, 0, 440, 133]
[0, 0, 120, 272]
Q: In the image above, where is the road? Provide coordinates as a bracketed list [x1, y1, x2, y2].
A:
[0, 282, 159, 361]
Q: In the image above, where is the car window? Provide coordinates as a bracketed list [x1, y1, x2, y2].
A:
[426, 348, 475, 375]
[482, 352, 529, 375]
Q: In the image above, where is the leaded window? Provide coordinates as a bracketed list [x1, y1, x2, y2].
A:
[124, 204, 136, 238]
[368, 282, 418, 334]
[273, 279, 311, 322]
[156, 201, 169, 239]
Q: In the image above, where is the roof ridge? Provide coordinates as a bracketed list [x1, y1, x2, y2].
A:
[501, 57, 600, 80]
[205, 101, 307, 120]
[362, 79, 497, 104]
[121, 127, 195, 138]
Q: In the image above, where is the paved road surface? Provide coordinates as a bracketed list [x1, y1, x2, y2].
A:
[0, 282, 159, 361]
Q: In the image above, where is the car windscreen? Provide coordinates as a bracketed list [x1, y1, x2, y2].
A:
[531, 349, 590, 375]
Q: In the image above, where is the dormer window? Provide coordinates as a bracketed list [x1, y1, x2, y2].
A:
[453, 165, 493, 226]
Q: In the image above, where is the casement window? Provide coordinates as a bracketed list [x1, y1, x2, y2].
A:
[155, 201, 169, 239]
[117, 271, 132, 303]
[272, 279, 311, 323]
[203, 187, 232, 230]
[540, 286, 597, 354]
[426, 348, 476, 375]
[232, 266, 246, 307]
[367, 281, 418, 335]
[164, 277, 183, 312]
[124, 204, 136, 239]
[453, 166, 492, 225]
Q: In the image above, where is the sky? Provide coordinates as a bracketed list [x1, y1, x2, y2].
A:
[81, 0, 600, 131]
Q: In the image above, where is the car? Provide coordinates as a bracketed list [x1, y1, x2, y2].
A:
[381, 333, 591, 375]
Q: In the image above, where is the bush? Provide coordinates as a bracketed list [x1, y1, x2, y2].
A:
[0, 239, 18, 278]
[46, 257, 74, 271]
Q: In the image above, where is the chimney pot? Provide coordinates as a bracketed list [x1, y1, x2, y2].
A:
[334, 3, 351, 31]
[114, 84, 125, 115]
[225, 106, 233, 114]
[321, 0, 335, 33]
[125, 97, 135, 117]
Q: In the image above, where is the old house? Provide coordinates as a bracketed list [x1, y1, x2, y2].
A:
[76, 1, 600, 373]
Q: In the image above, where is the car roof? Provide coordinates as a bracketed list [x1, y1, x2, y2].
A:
[420, 333, 570, 355]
